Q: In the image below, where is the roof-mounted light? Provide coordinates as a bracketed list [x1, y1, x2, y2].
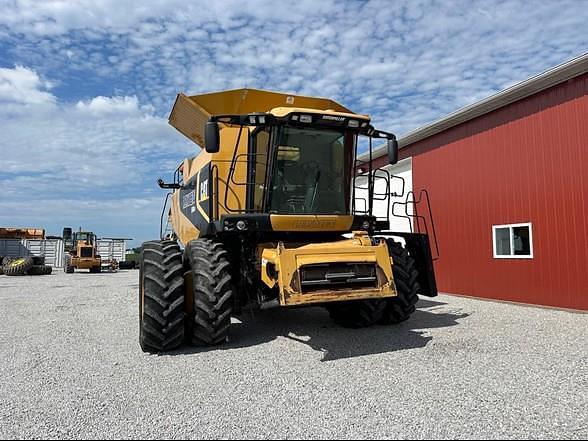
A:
[348, 120, 360, 128]
[300, 115, 312, 123]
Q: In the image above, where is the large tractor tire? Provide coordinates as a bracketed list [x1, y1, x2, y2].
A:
[27, 265, 52, 276]
[64, 255, 74, 273]
[27, 266, 44, 276]
[379, 239, 420, 324]
[3, 257, 34, 276]
[32, 255, 45, 266]
[184, 239, 234, 346]
[326, 299, 387, 328]
[119, 260, 136, 270]
[139, 240, 185, 353]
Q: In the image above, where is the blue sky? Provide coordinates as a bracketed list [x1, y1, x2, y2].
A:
[0, 0, 587, 246]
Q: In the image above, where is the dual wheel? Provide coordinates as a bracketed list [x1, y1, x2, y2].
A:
[139, 239, 233, 353]
[139, 238, 420, 353]
[326, 239, 420, 327]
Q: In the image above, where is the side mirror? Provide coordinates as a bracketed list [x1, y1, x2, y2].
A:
[205, 121, 220, 153]
[387, 138, 399, 165]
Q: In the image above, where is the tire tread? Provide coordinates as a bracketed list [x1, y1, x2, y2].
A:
[379, 239, 420, 324]
[139, 240, 185, 353]
[185, 239, 234, 346]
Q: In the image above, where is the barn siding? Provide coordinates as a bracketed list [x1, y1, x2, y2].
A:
[399, 73, 588, 309]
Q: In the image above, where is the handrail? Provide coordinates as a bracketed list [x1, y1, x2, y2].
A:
[391, 189, 440, 260]
[159, 192, 173, 240]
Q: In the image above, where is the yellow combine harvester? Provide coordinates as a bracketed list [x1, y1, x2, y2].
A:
[139, 88, 438, 353]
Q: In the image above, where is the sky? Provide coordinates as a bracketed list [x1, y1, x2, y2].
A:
[0, 0, 587, 246]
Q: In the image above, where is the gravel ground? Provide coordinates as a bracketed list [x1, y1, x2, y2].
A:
[0, 270, 586, 440]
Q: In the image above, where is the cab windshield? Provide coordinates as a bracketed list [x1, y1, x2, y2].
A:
[267, 127, 354, 214]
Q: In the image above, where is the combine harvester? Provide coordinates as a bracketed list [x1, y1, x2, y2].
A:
[139, 89, 438, 353]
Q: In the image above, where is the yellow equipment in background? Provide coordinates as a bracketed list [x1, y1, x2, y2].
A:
[0, 227, 45, 240]
[63, 228, 102, 273]
[138, 88, 438, 353]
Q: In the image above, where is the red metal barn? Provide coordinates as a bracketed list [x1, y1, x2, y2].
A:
[368, 54, 588, 310]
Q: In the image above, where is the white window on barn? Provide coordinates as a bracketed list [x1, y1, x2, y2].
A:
[492, 223, 533, 259]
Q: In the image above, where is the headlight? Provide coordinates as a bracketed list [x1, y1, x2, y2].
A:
[236, 220, 248, 231]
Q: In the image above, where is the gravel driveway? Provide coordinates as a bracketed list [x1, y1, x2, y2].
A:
[0, 270, 586, 439]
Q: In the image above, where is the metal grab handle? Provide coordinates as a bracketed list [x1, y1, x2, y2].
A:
[159, 192, 173, 240]
[391, 189, 440, 260]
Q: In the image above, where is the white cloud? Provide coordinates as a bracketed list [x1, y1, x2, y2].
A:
[75, 95, 144, 115]
[0, 90, 187, 185]
[0, 65, 56, 105]
[0, 1, 587, 242]
[0, 0, 336, 35]
[0, 67, 193, 245]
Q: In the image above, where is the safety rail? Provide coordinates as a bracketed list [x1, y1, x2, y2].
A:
[352, 162, 439, 260]
[214, 125, 272, 215]
[353, 168, 392, 219]
[159, 192, 174, 240]
[173, 163, 183, 187]
[352, 165, 406, 219]
[200, 122, 438, 261]
[391, 189, 440, 260]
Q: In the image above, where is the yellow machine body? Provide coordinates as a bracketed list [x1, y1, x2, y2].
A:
[169, 88, 361, 148]
[138, 87, 439, 352]
[259, 231, 396, 306]
[168, 88, 371, 245]
[67, 232, 102, 272]
[164, 88, 406, 307]
[72, 257, 100, 269]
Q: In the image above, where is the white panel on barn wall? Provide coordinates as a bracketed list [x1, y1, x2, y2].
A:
[353, 158, 413, 233]
[384, 158, 413, 233]
[353, 175, 369, 215]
